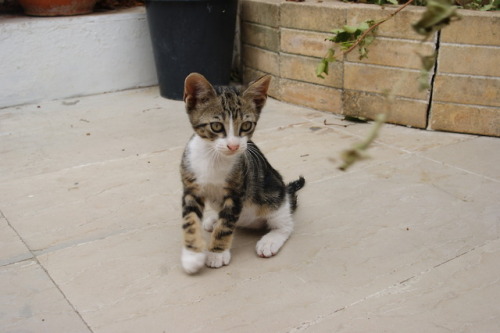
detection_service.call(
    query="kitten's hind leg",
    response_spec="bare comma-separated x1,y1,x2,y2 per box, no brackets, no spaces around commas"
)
256,201,294,258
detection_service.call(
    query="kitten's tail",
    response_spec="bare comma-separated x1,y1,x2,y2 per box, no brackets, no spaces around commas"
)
287,176,305,213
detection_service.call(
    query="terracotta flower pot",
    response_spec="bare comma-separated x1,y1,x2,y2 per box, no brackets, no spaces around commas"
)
18,0,97,16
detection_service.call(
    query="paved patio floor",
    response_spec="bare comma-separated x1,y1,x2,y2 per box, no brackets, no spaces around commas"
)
1,87,499,332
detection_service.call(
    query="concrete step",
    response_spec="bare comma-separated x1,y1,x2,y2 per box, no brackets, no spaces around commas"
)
0,7,157,108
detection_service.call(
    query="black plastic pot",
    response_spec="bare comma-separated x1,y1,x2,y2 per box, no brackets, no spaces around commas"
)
145,0,238,100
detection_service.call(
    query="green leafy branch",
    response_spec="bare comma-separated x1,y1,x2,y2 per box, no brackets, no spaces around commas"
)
316,20,376,78
317,0,462,84
316,0,416,79
318,0,462,170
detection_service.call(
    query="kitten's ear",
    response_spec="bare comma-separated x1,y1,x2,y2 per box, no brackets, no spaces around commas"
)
243,75,271,113
183,73,216,111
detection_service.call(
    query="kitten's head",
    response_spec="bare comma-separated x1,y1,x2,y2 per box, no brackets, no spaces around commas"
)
183,73,271,157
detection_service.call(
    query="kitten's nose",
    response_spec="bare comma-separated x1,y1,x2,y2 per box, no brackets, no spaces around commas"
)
227,144,240,152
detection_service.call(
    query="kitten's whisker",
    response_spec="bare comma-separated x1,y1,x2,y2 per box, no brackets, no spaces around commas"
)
207,145,221,165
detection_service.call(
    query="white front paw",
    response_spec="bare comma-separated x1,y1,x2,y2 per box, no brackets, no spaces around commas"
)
256,234,287,258
206,250,231,268
181,248,207,274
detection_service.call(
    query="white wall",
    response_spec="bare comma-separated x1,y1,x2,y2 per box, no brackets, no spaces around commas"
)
0,7,158,108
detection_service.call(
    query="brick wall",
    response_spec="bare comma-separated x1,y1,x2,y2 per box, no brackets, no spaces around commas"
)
430,10,500,136
240,0,500,137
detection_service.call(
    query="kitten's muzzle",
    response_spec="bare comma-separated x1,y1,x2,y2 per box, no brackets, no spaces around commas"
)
227,144,240,152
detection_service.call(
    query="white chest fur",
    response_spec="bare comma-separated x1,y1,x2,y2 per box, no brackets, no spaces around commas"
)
186,136,238,206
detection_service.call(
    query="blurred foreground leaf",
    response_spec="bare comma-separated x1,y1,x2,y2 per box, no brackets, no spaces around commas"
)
417,51,438,91
339,114,387,171
412,0,460,39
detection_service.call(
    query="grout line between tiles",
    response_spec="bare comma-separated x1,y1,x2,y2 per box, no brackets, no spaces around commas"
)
0,146,185,185
287,240,495,332
418,154,500,183
0,254,34,268
306,153,414,185
0,209,95,333
32,220,174,257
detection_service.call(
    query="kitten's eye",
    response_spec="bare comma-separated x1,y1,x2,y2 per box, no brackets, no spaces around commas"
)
210,122,224,133
241,121,253,132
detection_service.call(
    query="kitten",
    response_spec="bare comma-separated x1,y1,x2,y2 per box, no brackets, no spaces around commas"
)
180,73,305,274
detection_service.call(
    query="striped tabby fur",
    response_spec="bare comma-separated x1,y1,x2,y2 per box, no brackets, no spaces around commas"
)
180,73,305,274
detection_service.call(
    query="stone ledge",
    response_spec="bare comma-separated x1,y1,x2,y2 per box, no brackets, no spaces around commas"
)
280,28,333,59
241,0,500,137
242,44,280,76
440,9,500,45
344,63,428,100
345,38,436,70
280,78,343,113
433,75,500,108
343,90,429,129
281,52,343,89
438,44,500,77
430,103,500,137
241,0,281,28
0,7,157,108
242,22,280,52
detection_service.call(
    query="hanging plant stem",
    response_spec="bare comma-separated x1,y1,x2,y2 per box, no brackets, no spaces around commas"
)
343,0,416,55
316,0,417,78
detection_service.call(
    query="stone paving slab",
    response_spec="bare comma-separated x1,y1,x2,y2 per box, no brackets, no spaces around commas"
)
1,87,499,332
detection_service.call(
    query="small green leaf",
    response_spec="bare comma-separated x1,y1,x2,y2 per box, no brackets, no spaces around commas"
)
333,31,352,43
316,61,327,78
359,47,368,60
343,25,358,34
325,48,336,62
358,22,371,31
340,41,353,50
418,70,431,91
417,52,437,91
364,35,375,46
419,52,437,71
